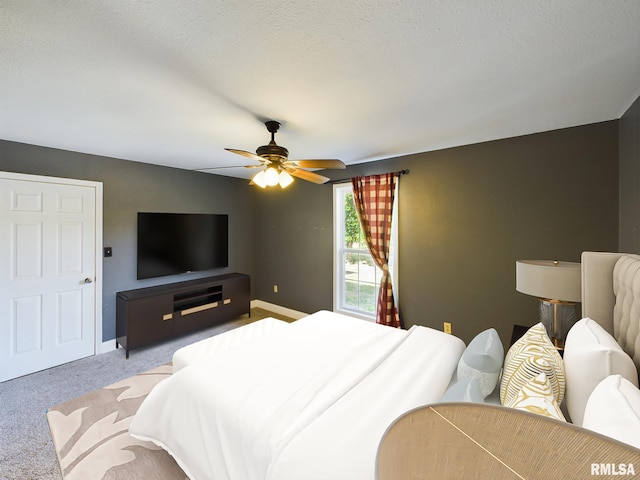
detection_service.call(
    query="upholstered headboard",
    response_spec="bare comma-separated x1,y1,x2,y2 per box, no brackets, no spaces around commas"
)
582,251,640,370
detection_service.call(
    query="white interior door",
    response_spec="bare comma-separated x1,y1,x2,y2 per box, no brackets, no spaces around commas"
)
0,174,101,382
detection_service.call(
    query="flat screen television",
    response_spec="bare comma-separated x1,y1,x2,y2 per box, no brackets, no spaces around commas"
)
137,212,229,280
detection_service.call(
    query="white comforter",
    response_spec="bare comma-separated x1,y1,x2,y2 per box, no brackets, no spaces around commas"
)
130,311,465,480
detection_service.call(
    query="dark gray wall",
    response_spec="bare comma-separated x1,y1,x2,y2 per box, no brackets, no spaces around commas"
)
0,141,256,342
0,113,629,349
619,95,640,253
255,121,620,347
395,122,618,346
254,179,335,313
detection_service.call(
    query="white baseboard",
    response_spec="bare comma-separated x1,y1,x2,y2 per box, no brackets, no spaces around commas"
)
98,339,117,355
250,300,308,320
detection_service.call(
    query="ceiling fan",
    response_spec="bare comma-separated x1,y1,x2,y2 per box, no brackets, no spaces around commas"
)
224,121,346,188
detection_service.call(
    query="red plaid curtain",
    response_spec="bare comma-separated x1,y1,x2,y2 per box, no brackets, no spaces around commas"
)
351,173,401,328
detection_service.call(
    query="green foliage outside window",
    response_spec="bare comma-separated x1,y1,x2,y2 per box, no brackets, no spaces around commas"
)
344,193,363,249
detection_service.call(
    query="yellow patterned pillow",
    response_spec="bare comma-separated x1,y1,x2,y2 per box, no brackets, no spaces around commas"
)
505,372,566,421
500,323,565,405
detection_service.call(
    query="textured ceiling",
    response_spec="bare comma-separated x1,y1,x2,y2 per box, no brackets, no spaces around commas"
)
1,1,639,180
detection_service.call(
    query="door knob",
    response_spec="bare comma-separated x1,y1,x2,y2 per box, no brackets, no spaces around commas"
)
84,277,93,284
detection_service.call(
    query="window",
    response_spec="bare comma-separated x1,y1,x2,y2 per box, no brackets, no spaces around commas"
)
333,183,398,320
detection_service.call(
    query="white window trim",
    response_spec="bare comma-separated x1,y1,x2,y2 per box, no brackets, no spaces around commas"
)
333,182,399,321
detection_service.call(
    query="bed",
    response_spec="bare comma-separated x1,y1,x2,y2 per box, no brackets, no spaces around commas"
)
130,310,465,479
130,251,640,480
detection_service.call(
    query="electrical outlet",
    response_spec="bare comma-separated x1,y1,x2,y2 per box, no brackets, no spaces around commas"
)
443,322,452,334
273,285,278,293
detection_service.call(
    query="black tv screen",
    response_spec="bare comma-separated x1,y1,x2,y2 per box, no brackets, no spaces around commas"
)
137,212,228,280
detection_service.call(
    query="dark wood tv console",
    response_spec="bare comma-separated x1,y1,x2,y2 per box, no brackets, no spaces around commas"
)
116,273,250,358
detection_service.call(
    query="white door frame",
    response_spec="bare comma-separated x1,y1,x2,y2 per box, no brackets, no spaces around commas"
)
0,171,103,356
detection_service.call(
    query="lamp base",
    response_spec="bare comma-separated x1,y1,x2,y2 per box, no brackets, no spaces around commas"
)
539,299,579,349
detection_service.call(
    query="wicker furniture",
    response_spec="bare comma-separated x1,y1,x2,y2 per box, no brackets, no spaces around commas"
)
377,403,640,479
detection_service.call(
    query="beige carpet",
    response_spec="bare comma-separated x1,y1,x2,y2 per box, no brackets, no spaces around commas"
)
47,364,186,480
0,308,296,479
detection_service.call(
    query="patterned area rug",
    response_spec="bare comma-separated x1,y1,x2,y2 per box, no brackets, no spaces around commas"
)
47,364,187,480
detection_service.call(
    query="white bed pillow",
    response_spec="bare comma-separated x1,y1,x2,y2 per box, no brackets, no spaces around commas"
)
456,328,504,398
582,375,640,449
500,323,565,406
563,318,639,426
504,372,566,422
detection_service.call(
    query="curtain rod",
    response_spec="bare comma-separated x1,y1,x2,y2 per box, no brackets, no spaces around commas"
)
326,169,409,185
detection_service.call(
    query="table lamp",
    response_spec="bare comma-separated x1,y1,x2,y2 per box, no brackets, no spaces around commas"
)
515,260,581,349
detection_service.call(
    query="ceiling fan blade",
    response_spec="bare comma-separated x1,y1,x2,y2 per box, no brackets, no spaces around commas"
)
225,148,266,164
194,164,262,172
285,167,330,184
284,159,346,169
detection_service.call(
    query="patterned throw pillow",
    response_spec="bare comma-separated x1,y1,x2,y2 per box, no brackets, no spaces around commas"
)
500,322,565,405
505,372,566,421
456,328,504,398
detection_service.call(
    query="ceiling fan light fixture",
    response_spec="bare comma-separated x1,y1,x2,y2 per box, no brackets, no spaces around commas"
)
278,170,294,188
264,167,279,186
228,120,345,187
252,170,267,188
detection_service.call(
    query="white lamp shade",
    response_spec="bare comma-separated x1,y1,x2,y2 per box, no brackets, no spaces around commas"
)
278,170,294,188
252,170,267,188
264,167,279,186
516,260,581,302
